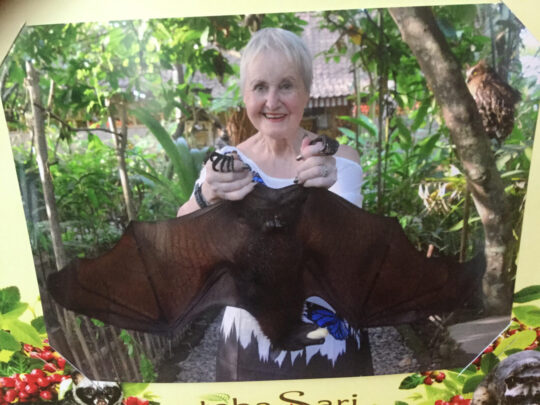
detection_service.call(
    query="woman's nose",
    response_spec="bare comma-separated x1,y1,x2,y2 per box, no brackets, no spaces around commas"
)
265,88,280,109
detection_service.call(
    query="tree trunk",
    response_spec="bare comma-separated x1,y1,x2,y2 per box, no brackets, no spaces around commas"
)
376,9,388,215
25,61,68,271
107,100,136,222
388,7,512,314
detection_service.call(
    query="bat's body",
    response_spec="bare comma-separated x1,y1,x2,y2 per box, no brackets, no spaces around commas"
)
47,185,484,350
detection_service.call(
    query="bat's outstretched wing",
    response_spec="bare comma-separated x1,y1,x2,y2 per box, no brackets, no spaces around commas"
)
47,202,245,334
298,188,484,328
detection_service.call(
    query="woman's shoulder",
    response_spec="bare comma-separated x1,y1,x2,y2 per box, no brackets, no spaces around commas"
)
336,143,361,164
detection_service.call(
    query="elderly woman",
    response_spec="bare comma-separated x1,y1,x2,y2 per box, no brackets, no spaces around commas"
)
178,27,372,380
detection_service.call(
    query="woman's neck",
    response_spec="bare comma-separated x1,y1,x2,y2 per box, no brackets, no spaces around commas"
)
240,129,306,178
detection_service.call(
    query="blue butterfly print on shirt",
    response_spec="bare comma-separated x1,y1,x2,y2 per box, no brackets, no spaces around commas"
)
305,302,350,340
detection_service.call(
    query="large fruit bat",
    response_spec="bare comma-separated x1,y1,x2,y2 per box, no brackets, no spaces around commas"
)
47,184,484,350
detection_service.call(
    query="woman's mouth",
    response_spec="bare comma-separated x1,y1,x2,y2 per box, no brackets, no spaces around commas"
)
262,112,287,121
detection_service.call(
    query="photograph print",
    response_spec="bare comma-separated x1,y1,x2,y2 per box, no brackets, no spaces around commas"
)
1,3,538,384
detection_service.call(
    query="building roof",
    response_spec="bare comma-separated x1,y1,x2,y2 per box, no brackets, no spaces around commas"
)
299,12,356,108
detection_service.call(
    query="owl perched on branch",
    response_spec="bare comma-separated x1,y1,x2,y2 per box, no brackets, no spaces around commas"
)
466,60,521,143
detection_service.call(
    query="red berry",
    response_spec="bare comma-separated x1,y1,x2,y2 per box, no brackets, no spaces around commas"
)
49,374,63,383
450,395,464,402
525,342,538,350
60,375,70,381
424,376,434,385
4,389,18,403
15,379,26,391
39,391,53,401
18,390,30,401
434,401,448,405
30,369,45,379
40,351,54,361
43,363,57,373
508,329,518,335
21,374,36,384
435,372,446,382
483,346,494,354
125,397,139,405
29,352,41,359
0,377,15,388
36,377,50,388
140,400,149,405
23,344,33,352
24,383,38,395
56,357,66,370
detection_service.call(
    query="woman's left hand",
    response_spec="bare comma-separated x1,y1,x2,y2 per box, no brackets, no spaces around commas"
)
295,136,337,189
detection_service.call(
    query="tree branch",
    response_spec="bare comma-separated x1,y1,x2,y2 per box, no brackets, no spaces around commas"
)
32,102,122,137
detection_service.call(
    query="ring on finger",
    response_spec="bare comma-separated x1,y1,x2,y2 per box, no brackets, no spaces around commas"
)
320,165,329,178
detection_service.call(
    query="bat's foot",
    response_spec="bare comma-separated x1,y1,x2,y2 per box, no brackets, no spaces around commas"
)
275,323,327,351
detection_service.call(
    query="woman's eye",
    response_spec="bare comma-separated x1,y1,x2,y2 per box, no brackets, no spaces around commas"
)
254,84,266,91
280,82,292,90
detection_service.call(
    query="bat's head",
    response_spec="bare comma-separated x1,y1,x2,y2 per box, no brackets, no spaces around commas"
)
238,184,308,232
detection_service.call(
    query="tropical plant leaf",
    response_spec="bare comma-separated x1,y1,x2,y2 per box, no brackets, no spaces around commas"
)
514,286,540,303
0,287,20,314
0,330,20,351
0,319,42,348
493,329,537,356
2,302,28,319
0,349,14,362
399,373,424,389
513,306,540,328
339,115,378,137
121,383,150,398
480,352,499,374
132,108,192,201
30,316,46,334
462,374,486,393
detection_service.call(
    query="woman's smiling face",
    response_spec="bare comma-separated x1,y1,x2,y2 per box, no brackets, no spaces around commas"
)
243,51,309,141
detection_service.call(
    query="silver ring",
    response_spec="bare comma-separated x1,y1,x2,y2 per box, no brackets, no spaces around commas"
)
320,165,329,178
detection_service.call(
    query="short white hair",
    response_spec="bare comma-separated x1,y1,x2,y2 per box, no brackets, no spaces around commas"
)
240,27,312,93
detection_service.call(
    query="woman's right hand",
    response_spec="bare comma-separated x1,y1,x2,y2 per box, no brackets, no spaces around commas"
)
201,152,257,203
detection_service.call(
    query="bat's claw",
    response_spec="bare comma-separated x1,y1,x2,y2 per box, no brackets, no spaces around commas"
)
309,135,339,156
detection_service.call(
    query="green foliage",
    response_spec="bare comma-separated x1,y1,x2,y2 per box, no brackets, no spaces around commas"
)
0,331,21,351
399,373,424,389
514,285,540,303
139,354,157,382
132,108,211,216
122,383,150,398
133,108,195,200
0,352,44,376
0,286,44,372
48,134,126,257
119,330,157,382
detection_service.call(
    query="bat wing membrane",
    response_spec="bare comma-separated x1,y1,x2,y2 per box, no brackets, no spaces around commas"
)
47,202,245,334
299,188,483,328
